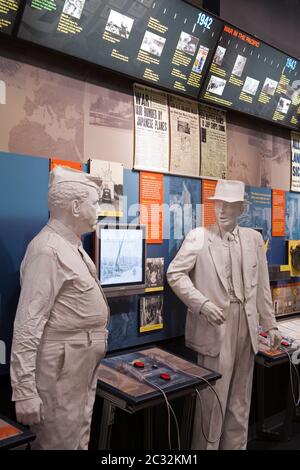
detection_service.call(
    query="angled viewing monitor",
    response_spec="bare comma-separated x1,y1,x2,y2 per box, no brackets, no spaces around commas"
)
200,23,300,129
17,0,223,98
94,223,147,297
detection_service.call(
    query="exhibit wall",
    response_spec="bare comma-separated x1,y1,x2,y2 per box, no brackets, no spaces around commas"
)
1,0,300,376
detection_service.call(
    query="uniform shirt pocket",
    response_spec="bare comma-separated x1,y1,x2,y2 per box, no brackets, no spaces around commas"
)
251,263,258,286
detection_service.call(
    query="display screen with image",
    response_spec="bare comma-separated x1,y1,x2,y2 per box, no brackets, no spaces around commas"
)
17,0,223,98
200,23,300,129
95,224,146,296
0,0,23,35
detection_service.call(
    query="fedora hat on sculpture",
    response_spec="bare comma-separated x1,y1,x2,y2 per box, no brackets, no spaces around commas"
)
208,179,245,203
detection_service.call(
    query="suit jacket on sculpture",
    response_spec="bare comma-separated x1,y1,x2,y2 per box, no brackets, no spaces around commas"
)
167,225,277,356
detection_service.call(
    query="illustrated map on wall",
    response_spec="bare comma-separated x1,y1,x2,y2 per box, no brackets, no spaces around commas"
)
0,56,84,160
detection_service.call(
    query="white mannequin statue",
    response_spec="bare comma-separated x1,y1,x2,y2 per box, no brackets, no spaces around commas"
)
10,166,109,450
167,179,281,450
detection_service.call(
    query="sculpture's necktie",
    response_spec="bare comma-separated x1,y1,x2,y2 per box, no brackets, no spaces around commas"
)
228,233,244,302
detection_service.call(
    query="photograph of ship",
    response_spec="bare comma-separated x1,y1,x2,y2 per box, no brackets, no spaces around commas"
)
100,228,143,286
90,159,123,217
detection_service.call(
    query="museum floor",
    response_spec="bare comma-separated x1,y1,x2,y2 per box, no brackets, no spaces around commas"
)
247,421,300,450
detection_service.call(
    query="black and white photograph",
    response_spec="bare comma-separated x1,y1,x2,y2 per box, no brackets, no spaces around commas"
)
88,87,132,130
232,54,247,77
242,76,260,96
139,295,164,333
146,257,164,289
176,31,199,56
213,45,226,66
180,133,192,154
140,30,166,57
63,0,85,20
192,45,209,73
105,9,134,39
207,75,227,96
276,97,291,114
283,81,300,100
261,77,278,96
99,228,144,286
89,159,123,217
177,119,190,134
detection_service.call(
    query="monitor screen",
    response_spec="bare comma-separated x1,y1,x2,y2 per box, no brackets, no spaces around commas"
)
95,224,147,296
0,0,23,35
17,0,223,98
200,23,300,130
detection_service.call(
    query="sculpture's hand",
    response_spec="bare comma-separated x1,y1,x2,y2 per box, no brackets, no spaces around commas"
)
201,301,226,326
268,328,282,351
15,396,44,426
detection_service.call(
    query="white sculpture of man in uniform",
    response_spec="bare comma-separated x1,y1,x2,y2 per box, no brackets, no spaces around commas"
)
10,166,109,450
167,179,281,450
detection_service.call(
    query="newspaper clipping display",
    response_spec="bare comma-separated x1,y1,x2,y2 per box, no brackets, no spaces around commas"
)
169,94,200,176
291,132,300,192
200,104,227,179
134,83,169,172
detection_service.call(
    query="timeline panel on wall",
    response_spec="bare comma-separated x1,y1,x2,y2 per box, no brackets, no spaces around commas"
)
200,23,300,129
0,0,23,35
17,0,223,98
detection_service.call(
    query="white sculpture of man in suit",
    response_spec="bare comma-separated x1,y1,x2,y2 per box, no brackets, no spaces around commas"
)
167,179,281,450
10,166,109,449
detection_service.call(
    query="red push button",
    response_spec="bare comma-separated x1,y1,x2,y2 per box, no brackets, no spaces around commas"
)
133,361,144,368
160,373,171,381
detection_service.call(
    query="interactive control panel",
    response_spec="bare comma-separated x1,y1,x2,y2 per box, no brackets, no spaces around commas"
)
101,351,196,390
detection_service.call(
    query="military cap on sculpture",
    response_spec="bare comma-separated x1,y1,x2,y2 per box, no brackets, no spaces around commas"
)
48,165,101,190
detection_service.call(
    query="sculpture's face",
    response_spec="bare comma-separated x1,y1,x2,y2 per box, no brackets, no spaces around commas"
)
214,200,244,232
76,187,99,233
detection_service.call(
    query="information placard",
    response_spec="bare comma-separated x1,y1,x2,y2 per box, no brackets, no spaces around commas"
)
0,0,22,35
201,23,300,129
18,0,223,98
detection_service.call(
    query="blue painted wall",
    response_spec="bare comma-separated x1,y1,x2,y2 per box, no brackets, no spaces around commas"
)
0,152,49,374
